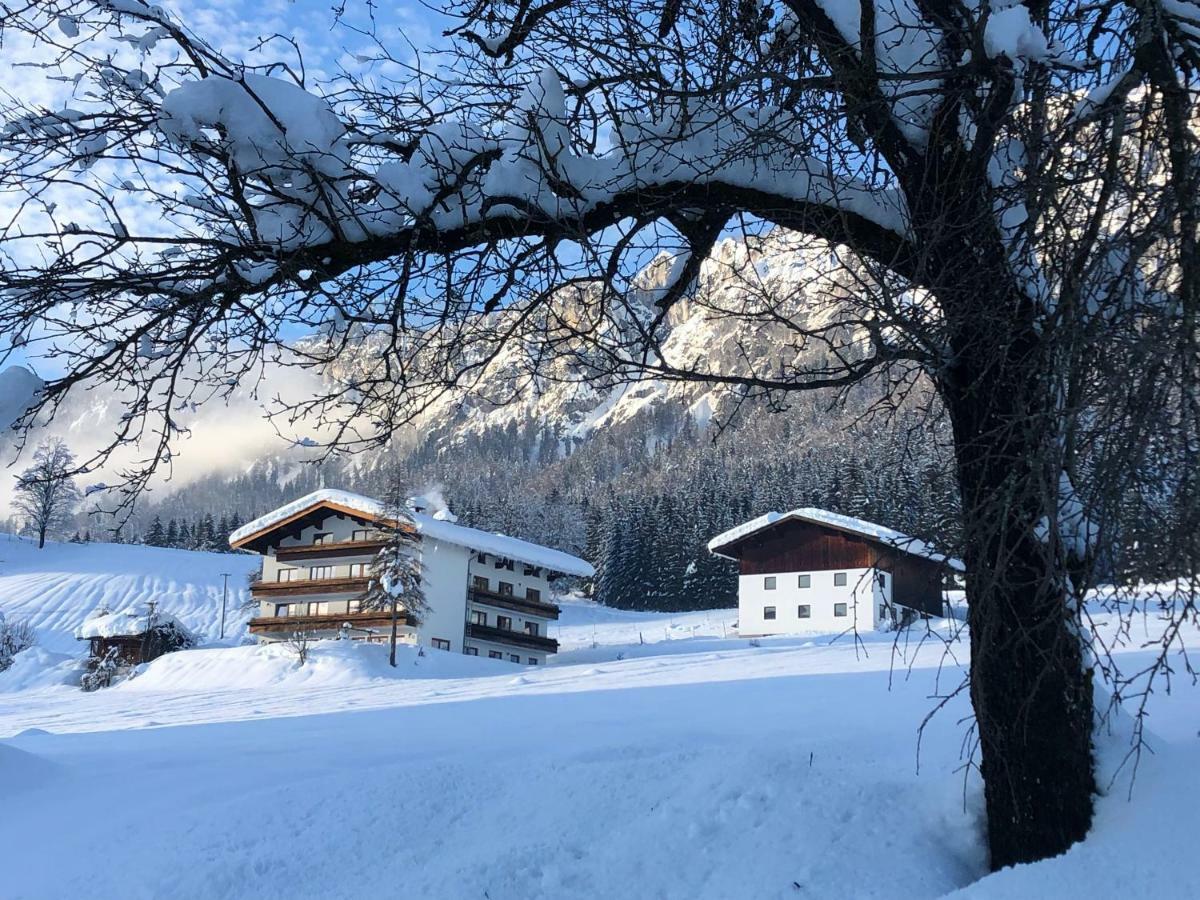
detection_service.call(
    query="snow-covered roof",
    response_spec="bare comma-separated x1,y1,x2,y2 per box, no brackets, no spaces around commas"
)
230,489,595,578
708,508,964,572
75,608,193,640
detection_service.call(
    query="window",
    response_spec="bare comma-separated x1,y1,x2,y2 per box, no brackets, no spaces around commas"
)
834,603,848,617
879,604,888,620
351,529,372,542
797,605,811,618
498,582,514,596
878,572,888,588
797,574,811,589
477,553,488,566
347,599,361,614
496,615,512,631
308,601,330,615
473,575,489,592
488,650,502,660
764,606,777,620
509,654,520,663
276,568,299,582
526,587,541,603
431,638,451,651
275,603,289,617
528,658,539,666
464,646,478,656
523,565,541,577
764,576,777,590
312,532,332,545
524,621,540,637
833,572,847,586
471,610,487,626
348,563,368,577
309,565,335,580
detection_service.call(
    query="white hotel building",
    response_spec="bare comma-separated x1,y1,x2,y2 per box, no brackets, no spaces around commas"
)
230,489,593,665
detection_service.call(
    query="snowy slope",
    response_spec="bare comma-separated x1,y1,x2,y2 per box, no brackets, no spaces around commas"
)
0,594,1196,899
0,534,259,653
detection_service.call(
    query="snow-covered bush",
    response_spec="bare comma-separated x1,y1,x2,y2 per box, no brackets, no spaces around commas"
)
0,613,36,673
81,646,121,692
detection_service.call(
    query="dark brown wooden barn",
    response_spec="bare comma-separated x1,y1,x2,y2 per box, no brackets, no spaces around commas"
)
709,509,962,621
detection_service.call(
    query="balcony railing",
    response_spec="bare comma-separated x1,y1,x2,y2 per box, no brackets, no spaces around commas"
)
274,539,386,562
466,622,559,653
467,588,560,620
248,610,408,634
250,576,371,597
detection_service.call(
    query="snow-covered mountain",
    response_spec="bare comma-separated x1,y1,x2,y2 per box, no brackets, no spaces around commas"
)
0,232,867,504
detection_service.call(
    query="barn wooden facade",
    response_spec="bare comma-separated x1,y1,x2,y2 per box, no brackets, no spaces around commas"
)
709,509,962,637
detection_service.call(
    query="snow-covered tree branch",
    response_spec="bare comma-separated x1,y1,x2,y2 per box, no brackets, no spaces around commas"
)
2,0,1198,871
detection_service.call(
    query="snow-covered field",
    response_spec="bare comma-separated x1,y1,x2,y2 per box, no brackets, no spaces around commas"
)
0,533,259,652
0,541,1197,899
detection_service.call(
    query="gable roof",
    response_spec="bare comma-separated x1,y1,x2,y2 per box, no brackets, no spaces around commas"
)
707,507,965,572
75,608,193,641
230,489,595,578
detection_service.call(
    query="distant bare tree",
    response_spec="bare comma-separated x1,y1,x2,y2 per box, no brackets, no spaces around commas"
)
13,439,82,549
0,613,36,673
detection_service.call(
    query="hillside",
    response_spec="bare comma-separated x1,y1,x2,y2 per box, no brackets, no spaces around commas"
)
0,535,259,653
0,594,1196,899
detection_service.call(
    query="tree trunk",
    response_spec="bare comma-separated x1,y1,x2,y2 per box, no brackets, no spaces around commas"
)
941,305,1096,870
389,599,399,667
37,525,46,549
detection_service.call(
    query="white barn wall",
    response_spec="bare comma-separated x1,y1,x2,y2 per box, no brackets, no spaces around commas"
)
738,567,892,637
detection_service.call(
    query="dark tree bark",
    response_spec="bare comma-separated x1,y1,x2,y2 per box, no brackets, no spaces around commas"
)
938,267,1096,865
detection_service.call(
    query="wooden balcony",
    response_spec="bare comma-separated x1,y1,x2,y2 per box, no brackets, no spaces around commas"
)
466,622,559,653
468,588,560,620
248,610,408,635
250,576,371,597
274,539,386,562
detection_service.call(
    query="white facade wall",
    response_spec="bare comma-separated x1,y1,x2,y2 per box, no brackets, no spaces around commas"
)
415,539,472,652
738,567,894,637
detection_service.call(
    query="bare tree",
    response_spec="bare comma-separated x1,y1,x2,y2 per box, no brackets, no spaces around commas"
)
12,439,82,549
1,0,1197,869
285,628,314,666
362,479,427,667
0,613,36,673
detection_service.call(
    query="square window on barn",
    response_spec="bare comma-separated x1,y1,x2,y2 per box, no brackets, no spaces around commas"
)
764,606,777,620
764,576,777,590
798,605,811,618
834,603,848,617
833,572,847,586
528,657,539,665
798,574,811,588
